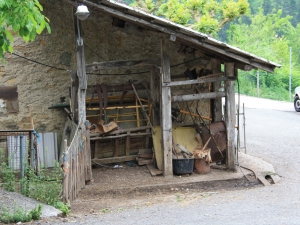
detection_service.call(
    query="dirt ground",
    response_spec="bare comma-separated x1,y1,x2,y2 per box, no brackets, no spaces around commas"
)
69,162,260,217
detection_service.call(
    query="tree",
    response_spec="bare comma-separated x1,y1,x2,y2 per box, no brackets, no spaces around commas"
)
131,0,250,37
227,9,300,100
0,0,51,59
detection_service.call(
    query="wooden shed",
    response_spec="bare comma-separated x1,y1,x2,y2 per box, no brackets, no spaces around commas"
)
60,0,280,180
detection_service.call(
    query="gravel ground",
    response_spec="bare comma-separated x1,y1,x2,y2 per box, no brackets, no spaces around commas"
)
0,188,61,218
6,95,300,224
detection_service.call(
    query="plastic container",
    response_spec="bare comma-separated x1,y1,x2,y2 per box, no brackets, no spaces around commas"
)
194,158,210,174
172,158,194,175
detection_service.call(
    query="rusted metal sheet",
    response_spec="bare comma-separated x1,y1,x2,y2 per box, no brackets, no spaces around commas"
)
0,86,18,101
201,121,227,162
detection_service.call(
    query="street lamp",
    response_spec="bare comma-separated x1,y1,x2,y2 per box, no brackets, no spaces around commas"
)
75,5,90,20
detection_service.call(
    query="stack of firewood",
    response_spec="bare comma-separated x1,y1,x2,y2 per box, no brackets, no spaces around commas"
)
136,148,154,165
172,137,193,159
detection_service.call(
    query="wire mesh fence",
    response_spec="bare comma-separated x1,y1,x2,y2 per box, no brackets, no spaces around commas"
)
0,130,33,178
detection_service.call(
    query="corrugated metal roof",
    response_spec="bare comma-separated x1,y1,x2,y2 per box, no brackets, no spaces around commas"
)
73,0,281,72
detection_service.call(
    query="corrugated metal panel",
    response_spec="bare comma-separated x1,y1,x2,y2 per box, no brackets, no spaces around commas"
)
38,132,58,168
7,135,28,170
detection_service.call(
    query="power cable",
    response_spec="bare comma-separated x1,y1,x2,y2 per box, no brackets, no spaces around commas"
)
11,52,68,71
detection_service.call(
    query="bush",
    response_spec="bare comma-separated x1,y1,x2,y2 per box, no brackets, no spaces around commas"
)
0,204,42,224
1,162,16,192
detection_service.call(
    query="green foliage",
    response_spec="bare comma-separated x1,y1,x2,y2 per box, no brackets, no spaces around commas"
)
131,0,250,36
21,162,63,206
0,204,42,223
1,162,16,192
0,0,51,59
227,9,300,100
54,201,70,216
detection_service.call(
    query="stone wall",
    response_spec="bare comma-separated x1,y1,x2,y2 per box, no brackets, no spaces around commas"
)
0,1,211,139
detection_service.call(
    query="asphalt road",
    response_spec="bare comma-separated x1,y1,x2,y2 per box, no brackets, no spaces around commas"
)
37,95,300,225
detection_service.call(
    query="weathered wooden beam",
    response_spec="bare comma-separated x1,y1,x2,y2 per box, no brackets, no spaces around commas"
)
86,59,157,72
163,76,229,87
150,67,160,126
225,62,236,171
211,59,222,122
70,70,79,123
86,83,149,94
76,0,276,73
161,38,173,178
235,63,253,71
92,155,137,164
172,92,226,102
90,132,151,140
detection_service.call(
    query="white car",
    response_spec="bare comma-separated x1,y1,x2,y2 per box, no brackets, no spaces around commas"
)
294,86,300,112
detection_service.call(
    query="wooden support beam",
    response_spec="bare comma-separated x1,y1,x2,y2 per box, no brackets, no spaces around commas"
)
70,70,79,123
235,63,253,71
162,75,229,87
225,62,236,171
172,92,226,102
150,67,160,126
211,59,222,122
126,132,130,156
86,82,149,94
161,38,173,178
86,59,157,72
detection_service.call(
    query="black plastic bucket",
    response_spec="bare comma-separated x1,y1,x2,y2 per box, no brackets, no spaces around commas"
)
172,158,194,175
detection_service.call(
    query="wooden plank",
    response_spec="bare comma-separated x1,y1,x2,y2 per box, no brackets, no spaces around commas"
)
150,67,160,126
138,153,153,158
172,92,226,102
257,175,271,186
70,70,79,123
90,126,151,137
163,76,229,87
146,164,163,176
145,128,150,148
114,138,119,157
85,129,93,182
225,62,236,171
86,82,149,94
211,58,222,122
86,59,157,72
90,132,151,140
125,132,130,156
138,148,153,154
161,38,173,178
92,155,137,164
137,159,153,165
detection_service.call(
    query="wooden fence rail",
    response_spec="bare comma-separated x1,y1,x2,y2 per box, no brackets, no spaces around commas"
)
62,122,92,203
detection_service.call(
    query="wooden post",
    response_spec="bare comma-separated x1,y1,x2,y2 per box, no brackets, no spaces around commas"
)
85,130,93,183
62,139,69,203
225,62,236,171
160,38,173,178
150,67,160,126
70,70,79,123
126,132,130,156
211,59,222,122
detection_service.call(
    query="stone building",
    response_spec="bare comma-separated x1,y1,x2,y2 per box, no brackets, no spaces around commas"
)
0,0,280,180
